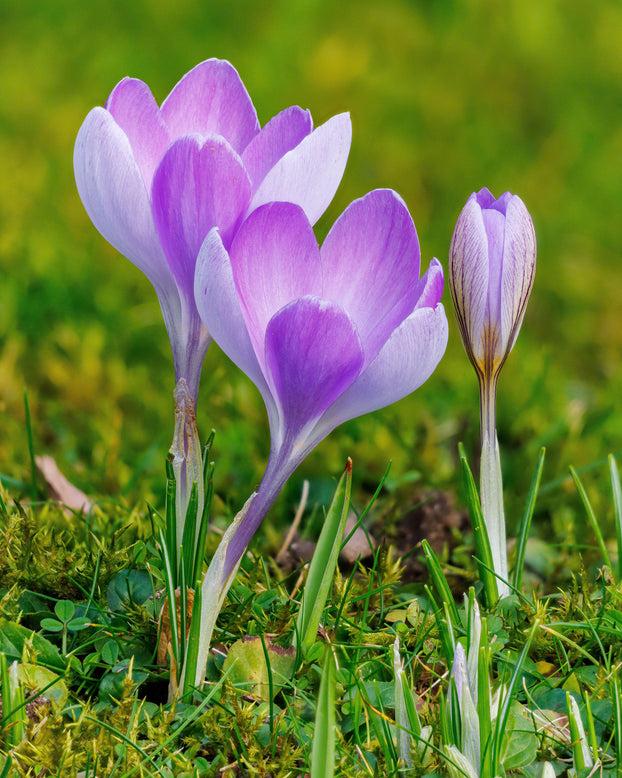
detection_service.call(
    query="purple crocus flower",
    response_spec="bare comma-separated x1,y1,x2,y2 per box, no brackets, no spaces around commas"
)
195,188,449,579
449,188,536,596
449,189,536,383
73,58,352,552
74,58,352,406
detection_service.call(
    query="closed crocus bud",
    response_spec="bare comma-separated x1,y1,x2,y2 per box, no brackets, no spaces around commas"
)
449,188,536,382
449,188,536,598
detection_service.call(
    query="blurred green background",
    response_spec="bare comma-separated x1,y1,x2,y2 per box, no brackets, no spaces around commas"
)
1,0,622,549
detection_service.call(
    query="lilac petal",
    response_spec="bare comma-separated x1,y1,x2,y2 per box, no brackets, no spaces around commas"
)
475,187,496,209
74,106,172,291
105,77,170,188
491,190,513,214
264,296,364,442
194,229,277,425
449,194,489,359
500,195,536,352
151,134,251,299
481,209,505,329
247,112,352,225
160,59,259,153
413,258,445,311
229,202,322,364
321,189,421,367
315,302,448,439
242,106,313,190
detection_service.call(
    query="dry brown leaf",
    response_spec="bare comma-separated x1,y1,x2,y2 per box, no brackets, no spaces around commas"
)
35,454,92,514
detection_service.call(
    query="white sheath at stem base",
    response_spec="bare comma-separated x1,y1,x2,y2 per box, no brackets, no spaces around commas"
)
479,375,510,598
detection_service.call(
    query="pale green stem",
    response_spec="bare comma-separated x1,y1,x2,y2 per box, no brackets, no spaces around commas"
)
178,493,255,695
171,379,204,564
393,636,414,769
478,374,509,597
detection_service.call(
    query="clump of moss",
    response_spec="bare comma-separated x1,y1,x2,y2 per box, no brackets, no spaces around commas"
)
0,498,138,600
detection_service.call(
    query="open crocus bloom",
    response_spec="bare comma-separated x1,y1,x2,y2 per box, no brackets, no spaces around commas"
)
74,58,351,550
74,58,352,404
195,189,448,577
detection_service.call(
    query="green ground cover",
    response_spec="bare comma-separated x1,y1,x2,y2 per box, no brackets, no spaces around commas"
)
2,0,622,774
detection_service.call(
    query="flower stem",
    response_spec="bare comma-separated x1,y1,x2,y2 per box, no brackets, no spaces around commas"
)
222,445,297,582
478,374,509,597
171,379,204,568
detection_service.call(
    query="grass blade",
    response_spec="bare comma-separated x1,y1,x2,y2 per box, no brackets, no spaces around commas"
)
181,481,199,587
459,451,499,606
295,460,352,654
193,451,215,586
0,653,26,747
569,465,612,569
156,526,179,673
422,539,459,626
23,390,38,500
608,454,622,581
0,757,13,778
180,583,202,702
477,620,492,778
611,668,622,775
583,692,598,765
512,447,545,591
491,619,539,772
566,693,592,770
310,646,336,778
393,636,414,769
164,474,178,588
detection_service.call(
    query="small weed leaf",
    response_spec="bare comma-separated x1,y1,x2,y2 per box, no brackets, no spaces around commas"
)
106,569,152,611
54,599,75,623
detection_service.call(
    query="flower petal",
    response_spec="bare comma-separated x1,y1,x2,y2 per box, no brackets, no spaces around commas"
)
105,77,170,188
194,229,277,426
160,59,259,153
500,195,536,352
314,301,448,439
242,106,313,191
74,106,172,291
247,112,352,225
448,193,489,361
413,258,445,311
151,134,251,299
321,189,422,367
229,202,322,366
264,296,363,442
481,208,505,324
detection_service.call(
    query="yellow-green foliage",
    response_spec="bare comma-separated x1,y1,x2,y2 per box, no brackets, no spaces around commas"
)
0,499,139,600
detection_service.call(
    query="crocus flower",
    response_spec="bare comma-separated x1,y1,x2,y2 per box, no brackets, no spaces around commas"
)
74,58,351,554
449,188,536,596
195,188,448,581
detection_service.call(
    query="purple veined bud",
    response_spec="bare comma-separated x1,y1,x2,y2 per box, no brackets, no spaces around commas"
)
448,188,537,598
448,188,536,382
